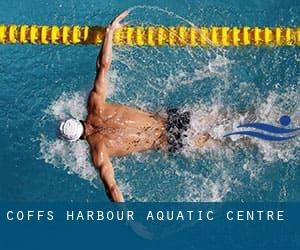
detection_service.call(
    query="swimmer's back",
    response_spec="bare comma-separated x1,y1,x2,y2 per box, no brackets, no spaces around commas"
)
86,102,168,157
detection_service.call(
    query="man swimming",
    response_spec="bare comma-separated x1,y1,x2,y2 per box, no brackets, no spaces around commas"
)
58,11,210,202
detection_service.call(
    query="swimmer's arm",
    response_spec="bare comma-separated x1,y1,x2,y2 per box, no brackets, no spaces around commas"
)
92,144,125,202
94,11,129,99
93,29,112,99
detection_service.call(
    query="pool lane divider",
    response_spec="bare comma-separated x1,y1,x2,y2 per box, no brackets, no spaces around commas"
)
0,25,299,46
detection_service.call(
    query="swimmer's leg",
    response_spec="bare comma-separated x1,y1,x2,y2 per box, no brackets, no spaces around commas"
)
190,108,258,148
192,133,254,148
190,115,216,147
192,132,211,147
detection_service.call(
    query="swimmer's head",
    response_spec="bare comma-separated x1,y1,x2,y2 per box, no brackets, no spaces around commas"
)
57,118,84,142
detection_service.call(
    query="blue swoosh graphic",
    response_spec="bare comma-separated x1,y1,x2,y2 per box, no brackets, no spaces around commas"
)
237,123,300,134
224,131,297,141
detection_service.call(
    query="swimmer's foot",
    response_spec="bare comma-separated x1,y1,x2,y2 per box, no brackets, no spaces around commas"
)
193,133,210,147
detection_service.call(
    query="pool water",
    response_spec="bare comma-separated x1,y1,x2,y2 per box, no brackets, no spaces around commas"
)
0,0,299,202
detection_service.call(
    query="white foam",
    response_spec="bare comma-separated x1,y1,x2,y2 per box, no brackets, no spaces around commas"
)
45,91,87,120
39,92,98,185
39,134,97,183
253,90,300,162
180,89,300,163
175,164,234,202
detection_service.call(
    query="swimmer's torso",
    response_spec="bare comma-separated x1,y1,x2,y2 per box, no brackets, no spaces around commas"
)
85,92,167,156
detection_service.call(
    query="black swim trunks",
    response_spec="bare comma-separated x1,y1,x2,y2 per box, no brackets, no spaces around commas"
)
166,108,191,153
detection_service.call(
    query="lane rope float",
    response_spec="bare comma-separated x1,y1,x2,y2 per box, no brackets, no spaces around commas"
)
0,25,299,46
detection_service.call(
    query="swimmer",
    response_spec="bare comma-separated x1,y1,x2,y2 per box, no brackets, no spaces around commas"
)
58,11,211,202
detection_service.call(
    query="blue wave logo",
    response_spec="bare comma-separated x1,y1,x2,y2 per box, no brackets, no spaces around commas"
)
224,116,300,141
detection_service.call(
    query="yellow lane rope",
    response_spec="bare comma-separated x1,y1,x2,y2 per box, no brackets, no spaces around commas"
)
0,25,299,46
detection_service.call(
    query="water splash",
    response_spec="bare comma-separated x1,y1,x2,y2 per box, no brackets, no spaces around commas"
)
39,88,300,202
37,6,300,202
39,134,97,184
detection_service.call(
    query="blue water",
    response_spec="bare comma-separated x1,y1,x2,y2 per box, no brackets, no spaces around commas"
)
0,0,299,202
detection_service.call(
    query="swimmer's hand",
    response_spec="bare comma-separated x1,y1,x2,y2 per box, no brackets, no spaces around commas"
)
107,10,129,33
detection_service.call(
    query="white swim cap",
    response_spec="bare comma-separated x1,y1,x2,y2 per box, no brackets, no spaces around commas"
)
58,118,84,142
